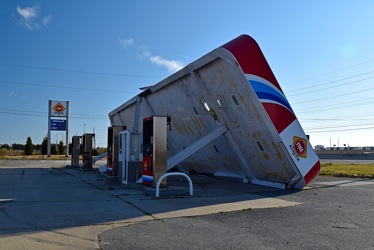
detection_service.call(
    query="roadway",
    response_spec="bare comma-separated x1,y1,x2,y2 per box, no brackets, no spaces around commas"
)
1,159,373,249
100,176,374,250
320,159,374,164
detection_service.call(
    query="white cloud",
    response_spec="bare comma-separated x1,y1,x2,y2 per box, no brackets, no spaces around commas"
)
15,4,51,30
142,51,151,57
149,55,184,72
120,37,184,72
16,4,39,30
42,15,52,26
119,38,134,48
17,5,38,20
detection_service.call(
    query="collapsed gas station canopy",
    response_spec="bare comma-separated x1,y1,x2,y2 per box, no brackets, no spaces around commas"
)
109,35,320,189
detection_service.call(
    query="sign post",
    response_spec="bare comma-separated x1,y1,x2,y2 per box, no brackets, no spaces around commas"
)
48,100,69,157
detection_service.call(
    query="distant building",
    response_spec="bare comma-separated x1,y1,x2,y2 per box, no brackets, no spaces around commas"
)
314,145,325,150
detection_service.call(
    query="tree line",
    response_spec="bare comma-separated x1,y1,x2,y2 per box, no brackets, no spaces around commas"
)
0,137,63,155
0,136,106,156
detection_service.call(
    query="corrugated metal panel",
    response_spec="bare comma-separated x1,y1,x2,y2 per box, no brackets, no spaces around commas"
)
109,47,299,186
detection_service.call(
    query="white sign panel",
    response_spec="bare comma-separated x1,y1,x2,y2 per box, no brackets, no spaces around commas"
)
50,101,68,117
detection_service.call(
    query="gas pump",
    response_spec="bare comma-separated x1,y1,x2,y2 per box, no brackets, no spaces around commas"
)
118,131,143,184
82,133,95,170
71,135,81,167
107,126,126,176
142,116,168,187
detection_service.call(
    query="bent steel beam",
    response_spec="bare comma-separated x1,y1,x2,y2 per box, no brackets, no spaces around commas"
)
167,125,228,171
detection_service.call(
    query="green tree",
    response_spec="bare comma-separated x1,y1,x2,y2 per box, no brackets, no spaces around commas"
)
41,137,48,155
0,144,11,150
24,137,34,155
34,144,42,151
58,141,65,155
12,143,24,150
50,144,57,155
96,147,107,155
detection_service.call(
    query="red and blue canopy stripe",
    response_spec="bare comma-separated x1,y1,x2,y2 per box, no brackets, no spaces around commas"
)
222,35,296,133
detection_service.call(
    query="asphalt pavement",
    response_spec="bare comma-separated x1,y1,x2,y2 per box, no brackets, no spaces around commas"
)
1,159,374,249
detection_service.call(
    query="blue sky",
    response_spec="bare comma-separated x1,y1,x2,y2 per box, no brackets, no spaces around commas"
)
1,1,374,148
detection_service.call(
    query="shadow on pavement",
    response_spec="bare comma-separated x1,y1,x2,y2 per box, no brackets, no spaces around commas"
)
0,160,301,237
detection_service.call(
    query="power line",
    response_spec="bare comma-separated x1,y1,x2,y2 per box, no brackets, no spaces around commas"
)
0,112,108,120
295,95,374,111
305,121,374,130
305,125,374,133
283,59,374,86
300,117,374,123
0,80,138,94
0,108,107,116
0,108,45,114
0,111,46,117
0,62,163,79
3,59,374,136
287,73,374,96
292,86,374,104
299,111,374,123
0,108,108,120
294,98,374,114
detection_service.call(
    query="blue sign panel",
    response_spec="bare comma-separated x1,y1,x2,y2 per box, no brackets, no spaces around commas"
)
51,119,66,131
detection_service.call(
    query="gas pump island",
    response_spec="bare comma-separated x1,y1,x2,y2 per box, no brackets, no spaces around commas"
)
70,133,96,170
115,116,168,187
141,116,168,187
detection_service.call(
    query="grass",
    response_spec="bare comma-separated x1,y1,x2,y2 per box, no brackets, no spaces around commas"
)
0,155,70,160
0,155,373,178
320,162,374,178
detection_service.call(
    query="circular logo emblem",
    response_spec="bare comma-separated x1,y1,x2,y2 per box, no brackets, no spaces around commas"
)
53,102,65,113
293,136,307,158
